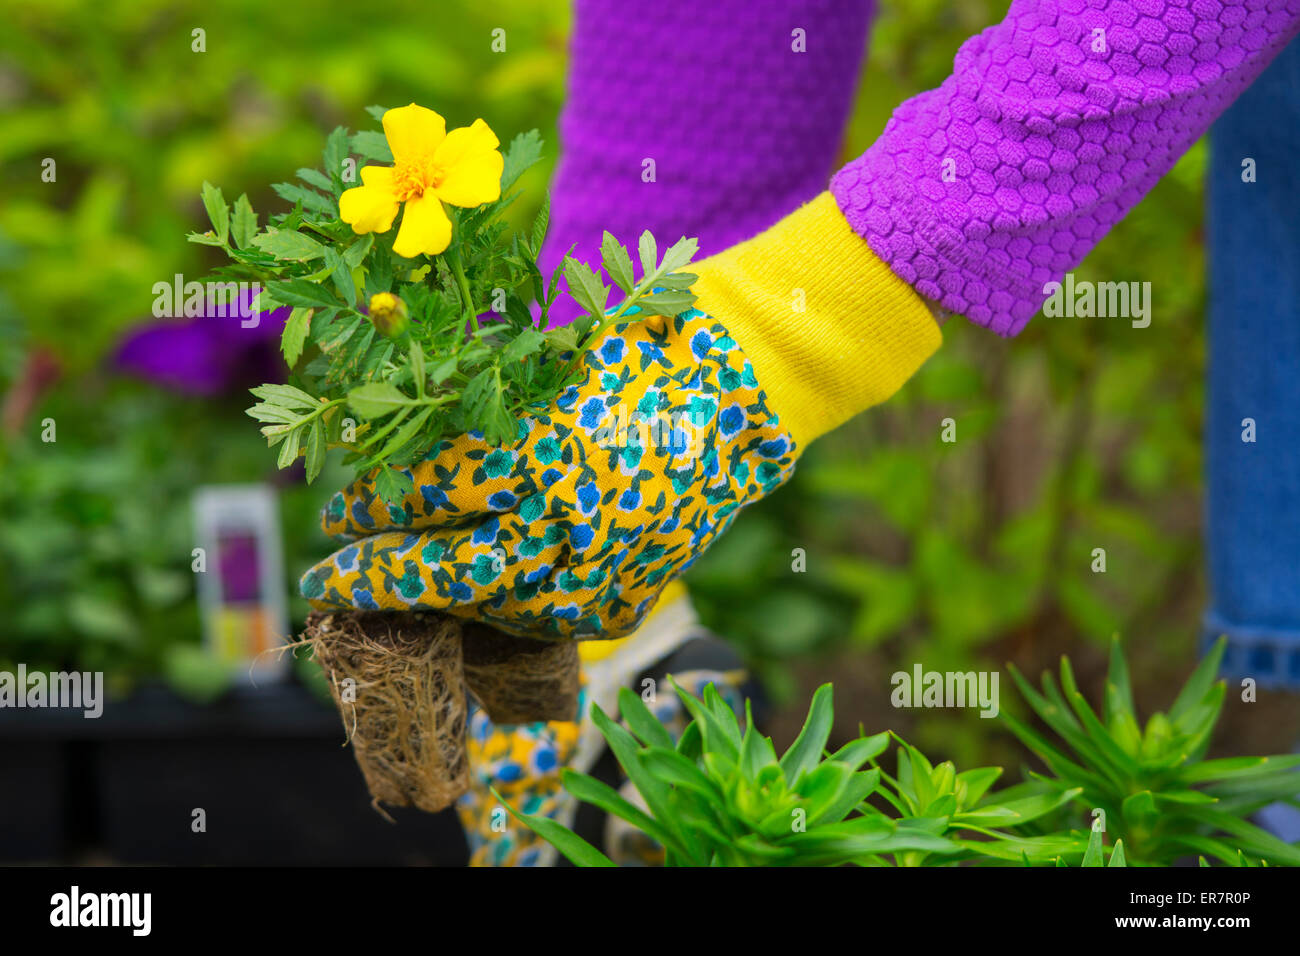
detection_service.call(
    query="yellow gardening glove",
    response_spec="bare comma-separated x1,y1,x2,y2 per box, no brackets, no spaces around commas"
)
301,191,941,638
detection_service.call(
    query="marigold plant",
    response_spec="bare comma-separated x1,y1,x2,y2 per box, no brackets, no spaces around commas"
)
188,104,698,503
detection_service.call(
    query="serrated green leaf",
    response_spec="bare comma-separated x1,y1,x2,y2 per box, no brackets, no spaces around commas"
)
296,167,334,192
344,233,374,269
531,192,550,254
268,279,338,309
248,383,319,410
600,231,635,294
373,465,415,505
323,126,350,184
245,402,300,424
650,271,698,291
186,231,226,247
348,381,415,418
637,231,657,279
408,341,427,397
271,181,336,216
350,130,393,164
658,236,698,274
562,255,609,320
200,181,229,244
501,328,546,365
501,129,543,193
634,290,697,317
325,247,356,306
253,230,327,262
231,194,257,249
305,418,326,483
281,307,311,367
277,425,302,469
429,355,458,386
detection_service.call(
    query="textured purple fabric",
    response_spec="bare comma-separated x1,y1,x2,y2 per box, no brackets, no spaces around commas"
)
540,0,874,325
833,0,1300,336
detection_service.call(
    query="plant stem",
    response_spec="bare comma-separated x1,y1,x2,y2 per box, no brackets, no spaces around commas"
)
446,247,478,336
304,398,345,423
340,393,456,458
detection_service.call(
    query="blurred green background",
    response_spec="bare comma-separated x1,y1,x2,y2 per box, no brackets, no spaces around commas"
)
1,0,1289,766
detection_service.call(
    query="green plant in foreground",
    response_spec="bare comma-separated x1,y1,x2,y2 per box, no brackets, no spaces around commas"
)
499,682,1119,867
192,107,697,504
502,638,1300,866
501,683,961,867
1058,827,1126,867
873,735,1089,865
1003,636,1300,866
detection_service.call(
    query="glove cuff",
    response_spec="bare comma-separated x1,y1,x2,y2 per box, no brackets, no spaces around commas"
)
692,191,942,446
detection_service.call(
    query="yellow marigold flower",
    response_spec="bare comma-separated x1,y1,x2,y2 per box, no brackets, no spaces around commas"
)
339,104,503,259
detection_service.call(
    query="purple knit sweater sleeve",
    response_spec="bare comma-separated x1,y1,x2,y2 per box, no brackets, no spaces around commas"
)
832,0,1300,336
540,0,874,325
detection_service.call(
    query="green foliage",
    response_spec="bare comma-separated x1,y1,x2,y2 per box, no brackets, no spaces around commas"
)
501,682,962,867
1004,636,1300,867
507,639,1300,867
1067,827,1126,867
873,735,1088,865
1,0,569,371
498,681,1103,867
207,115,696,501
0,382,338,696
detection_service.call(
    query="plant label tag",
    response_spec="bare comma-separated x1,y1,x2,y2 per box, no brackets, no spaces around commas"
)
192,484,291,683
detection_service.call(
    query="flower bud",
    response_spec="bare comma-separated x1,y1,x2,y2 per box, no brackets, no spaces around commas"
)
368,292,409,338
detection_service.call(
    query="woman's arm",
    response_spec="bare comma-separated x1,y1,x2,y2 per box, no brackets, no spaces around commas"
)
540,0,876,321
833,0,1300,336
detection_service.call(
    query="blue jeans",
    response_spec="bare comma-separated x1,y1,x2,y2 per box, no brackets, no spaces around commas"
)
1206,36,1300,841
1205,37,1300,691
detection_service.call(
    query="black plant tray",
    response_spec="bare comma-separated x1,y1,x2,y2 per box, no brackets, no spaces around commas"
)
0,681,468,865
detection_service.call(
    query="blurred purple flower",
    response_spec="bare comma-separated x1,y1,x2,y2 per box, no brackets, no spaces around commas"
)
115,287,290,396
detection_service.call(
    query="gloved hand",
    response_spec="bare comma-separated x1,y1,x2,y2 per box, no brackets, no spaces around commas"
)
455,688,585,867
455,583,751,867
301,192,942,639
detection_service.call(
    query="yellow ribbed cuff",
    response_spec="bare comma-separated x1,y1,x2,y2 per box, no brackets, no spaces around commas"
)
692,191,942,446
